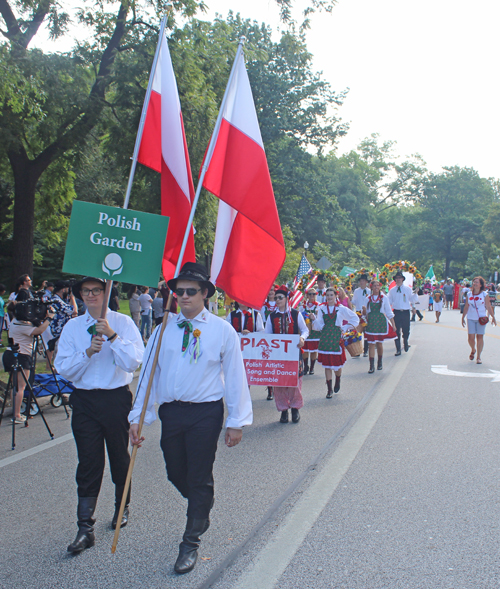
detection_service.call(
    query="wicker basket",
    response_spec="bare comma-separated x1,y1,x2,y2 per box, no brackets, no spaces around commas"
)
346,340,363,357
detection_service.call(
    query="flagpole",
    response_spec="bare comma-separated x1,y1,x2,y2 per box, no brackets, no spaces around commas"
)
112,39,247,553
174,36,247,269
123,15,168,210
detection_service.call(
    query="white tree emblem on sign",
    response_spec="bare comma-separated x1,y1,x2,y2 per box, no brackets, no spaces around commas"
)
102,253,123,277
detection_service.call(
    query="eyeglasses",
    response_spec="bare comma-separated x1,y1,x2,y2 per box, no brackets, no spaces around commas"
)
81,287,104,296
175,288,201,297
275,295,286,300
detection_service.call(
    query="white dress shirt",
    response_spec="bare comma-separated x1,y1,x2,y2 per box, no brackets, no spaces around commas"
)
264,308,309,338
316,289,327,304
129,309,253,429
226,308,264,332
313,304,360,331
388,284,413,310
55,310,144,390
366,295,395,319
352,287,371,312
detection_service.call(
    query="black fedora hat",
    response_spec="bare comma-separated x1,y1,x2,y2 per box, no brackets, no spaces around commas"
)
167,262,215,298
393,271,406,281
72,276,106,299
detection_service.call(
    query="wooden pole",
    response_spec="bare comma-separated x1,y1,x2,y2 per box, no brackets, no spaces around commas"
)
111,291,173,553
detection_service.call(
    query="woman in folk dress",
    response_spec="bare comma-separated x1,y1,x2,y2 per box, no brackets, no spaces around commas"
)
299,288,320,375
461,276,497,364
314,288,359,398
363,280,397,374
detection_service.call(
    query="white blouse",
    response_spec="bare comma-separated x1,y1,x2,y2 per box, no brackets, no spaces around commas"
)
466,291,488,320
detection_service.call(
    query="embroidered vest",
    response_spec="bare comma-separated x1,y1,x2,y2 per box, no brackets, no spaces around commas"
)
270,309,300,335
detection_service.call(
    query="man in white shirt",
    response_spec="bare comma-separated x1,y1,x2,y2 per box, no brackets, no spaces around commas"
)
316,275,328,304
55,277,144,554
351,273,371,357
129,263,252,575
388,271,413,355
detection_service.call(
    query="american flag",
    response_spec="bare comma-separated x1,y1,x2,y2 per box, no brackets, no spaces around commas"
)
293,255,312,289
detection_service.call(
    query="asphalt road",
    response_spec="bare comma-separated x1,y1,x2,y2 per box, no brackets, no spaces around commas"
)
1,307,499,589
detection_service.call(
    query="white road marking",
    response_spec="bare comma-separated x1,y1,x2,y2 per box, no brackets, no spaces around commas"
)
0,433,74,469
431,365,500,381
233,348,415,589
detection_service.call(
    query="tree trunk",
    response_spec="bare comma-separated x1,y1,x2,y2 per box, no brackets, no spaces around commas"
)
9,150,38,281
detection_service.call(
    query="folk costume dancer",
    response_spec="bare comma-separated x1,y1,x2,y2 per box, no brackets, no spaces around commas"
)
363,280,397,373
264,285,307,423
260,285,278,400
129,263,252,575
351,274,371,357
388,271,413,356
314,288,359,398
55,277,144,554
432,286,444,323
316,275,328,304
227,302,264,334
299,288,320,375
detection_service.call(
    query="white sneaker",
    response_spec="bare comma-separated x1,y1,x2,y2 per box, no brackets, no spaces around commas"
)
12,415,27,424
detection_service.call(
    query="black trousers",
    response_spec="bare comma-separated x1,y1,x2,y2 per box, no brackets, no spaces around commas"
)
393,309,411,348
71,386,132,502
159,399,224,520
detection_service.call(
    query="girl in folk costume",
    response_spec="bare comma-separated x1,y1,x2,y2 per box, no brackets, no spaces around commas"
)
363,280,397,374
313,288,359,398
299,288,320,375
264,285,308,423
461,276,497,364
226,302,264,334
260,285,278,322
260,285,278,400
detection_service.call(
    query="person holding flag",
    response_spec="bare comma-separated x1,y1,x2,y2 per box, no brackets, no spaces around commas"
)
129,263,252,574
264,285,308,423
313,288,359,397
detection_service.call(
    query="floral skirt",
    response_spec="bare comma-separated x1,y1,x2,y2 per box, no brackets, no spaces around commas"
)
303,329,320,352
365,323,397,343
317,344,347,368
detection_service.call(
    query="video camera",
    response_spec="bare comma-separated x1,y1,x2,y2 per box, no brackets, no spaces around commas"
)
15,299,49,325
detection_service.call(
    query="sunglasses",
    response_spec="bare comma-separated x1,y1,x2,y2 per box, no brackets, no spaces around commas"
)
81,287,104,296
175,288,201,297
275,295,286,300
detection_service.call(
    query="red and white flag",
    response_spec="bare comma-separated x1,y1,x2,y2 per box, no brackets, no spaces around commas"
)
137,34,196,280
204,51,285,309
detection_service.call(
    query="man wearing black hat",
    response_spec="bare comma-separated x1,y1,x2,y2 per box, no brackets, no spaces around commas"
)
129,262,253,575
388,271,413,355
55,277,144,554
316,275,327,304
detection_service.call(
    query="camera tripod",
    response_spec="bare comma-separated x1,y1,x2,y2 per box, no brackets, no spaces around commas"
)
0,345,54,450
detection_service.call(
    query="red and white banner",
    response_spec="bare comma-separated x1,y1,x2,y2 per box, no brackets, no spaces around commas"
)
239,334,300,387
137,34,196,280
205,51,285,310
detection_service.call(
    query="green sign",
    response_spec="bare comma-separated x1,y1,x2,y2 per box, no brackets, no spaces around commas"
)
63,201,169,286
339,265,357,277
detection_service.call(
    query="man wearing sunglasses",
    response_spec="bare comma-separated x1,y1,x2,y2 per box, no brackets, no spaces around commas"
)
55,277,144,554
129,262,252,575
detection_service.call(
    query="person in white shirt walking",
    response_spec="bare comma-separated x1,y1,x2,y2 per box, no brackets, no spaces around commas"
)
351,273,371,357
55,277,144,554
461,276,497,364
129,263,252,575
388,271,413,355
138,286,153,340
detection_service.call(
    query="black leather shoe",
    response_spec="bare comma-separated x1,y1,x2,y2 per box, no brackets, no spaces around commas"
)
395,350,401,356
333,376,341,393
309,360,315,375
303,360,309,375
326,380,333,398
280,410,289,423
174,518,209,574
404,341,410,352
112,505,129,529
291,408,300,423
377,358,383,370
67,497,97,554
368,359,375,374
267,387,274,400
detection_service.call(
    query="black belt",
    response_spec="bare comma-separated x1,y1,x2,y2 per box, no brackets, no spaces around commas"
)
166,399,222,407
393,309,410,312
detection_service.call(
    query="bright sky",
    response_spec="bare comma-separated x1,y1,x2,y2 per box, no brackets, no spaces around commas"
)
33,0,500,179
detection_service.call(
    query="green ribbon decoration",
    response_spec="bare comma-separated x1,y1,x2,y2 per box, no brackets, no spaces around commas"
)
178,320,193,352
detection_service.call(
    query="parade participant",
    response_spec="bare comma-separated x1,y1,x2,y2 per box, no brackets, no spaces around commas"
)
363,280,397,373
314,288,359,397
410,285,424,321
260,284,278,399
227,301,264,334
298,288,320,375
316,275,327,304
129,263,252,574
264,285,307,423
432,285,444,323
443,280,454,310
55,277,144,554
388,271,413,355
351,274,371,357
461,276,497,364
